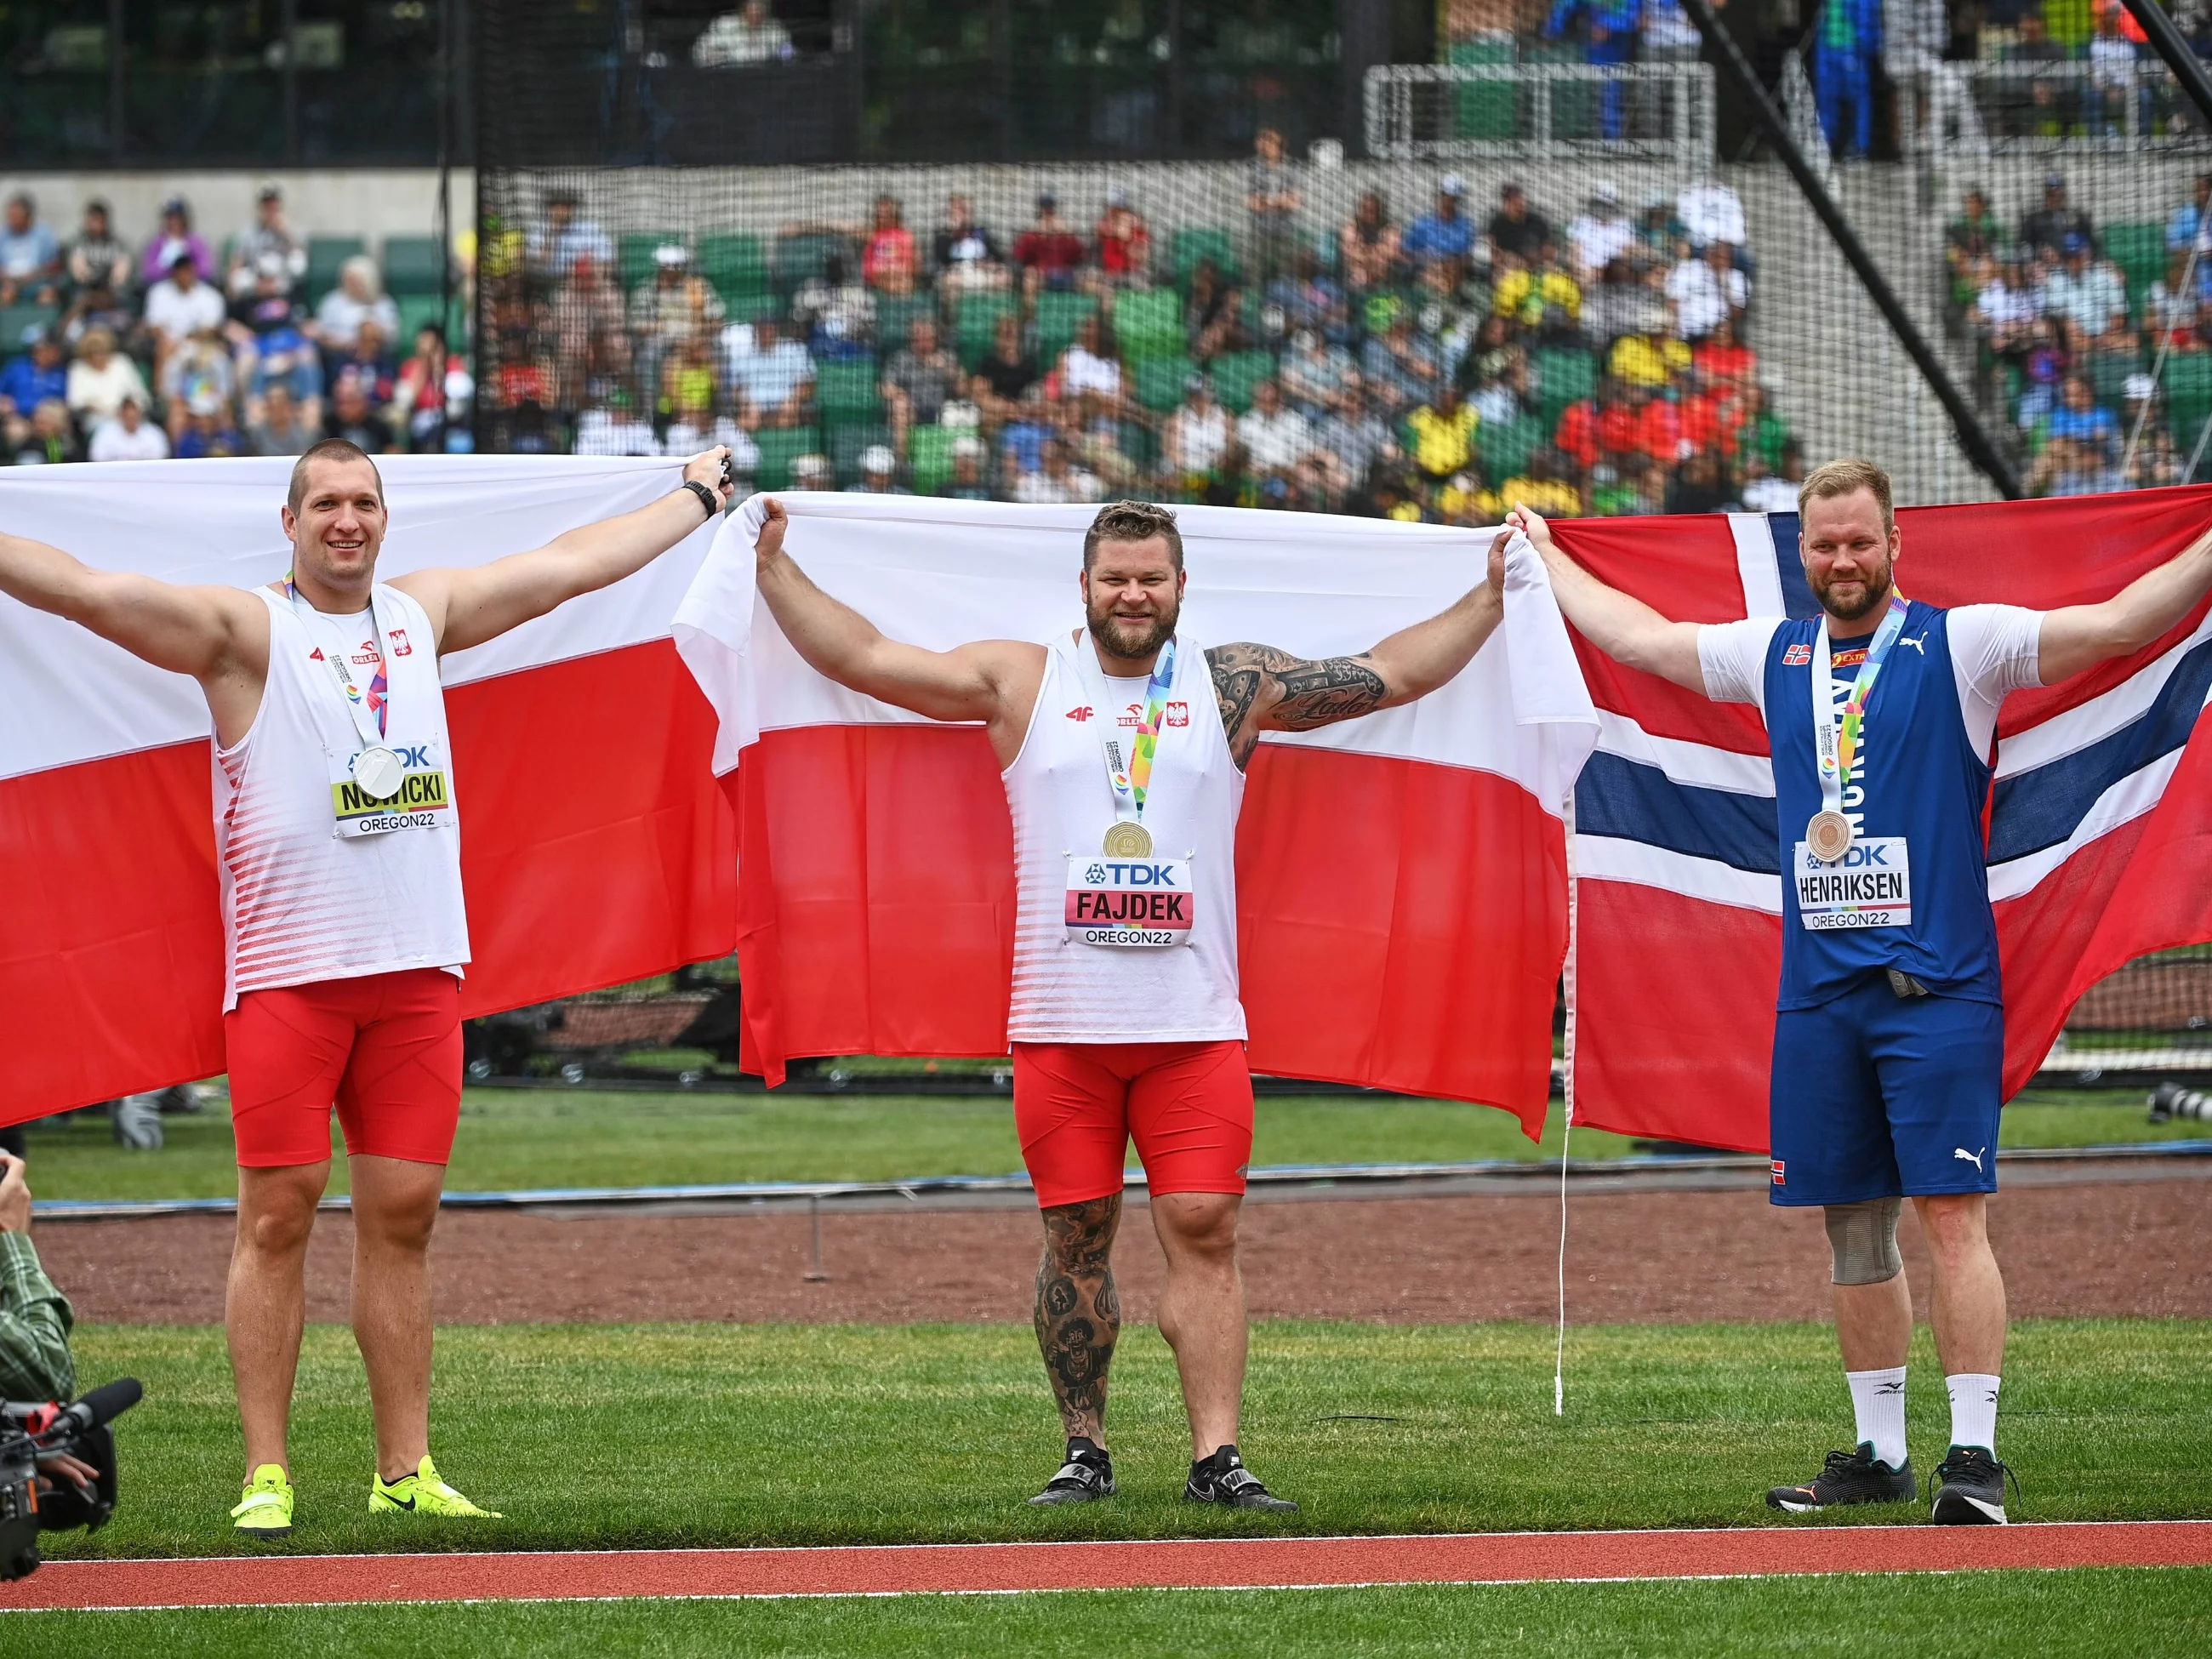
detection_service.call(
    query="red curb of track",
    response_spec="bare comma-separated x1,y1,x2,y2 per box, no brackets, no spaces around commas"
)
3,1522,2208,1611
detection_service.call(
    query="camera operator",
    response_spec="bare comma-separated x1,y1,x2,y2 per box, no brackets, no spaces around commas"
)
0,1152,74,1405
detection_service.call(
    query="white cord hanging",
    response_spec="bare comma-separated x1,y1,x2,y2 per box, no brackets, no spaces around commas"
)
1554,789,1579,1417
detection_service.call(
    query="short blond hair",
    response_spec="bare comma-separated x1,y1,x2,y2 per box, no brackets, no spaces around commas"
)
1798,458,1894,532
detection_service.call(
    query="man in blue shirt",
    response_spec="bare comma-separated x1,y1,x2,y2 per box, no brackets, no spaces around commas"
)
1545,0,1643,138
1815,0,1884,159
0,329,68,456
1521,459,2212,1525
1402,177,1477,270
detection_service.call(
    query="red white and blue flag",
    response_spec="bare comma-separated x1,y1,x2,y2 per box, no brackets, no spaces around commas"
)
1559,489,2212,1153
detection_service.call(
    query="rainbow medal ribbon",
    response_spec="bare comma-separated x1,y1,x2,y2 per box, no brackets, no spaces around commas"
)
287,571,405,801
1088,636,1178,858
1806,596,1909,864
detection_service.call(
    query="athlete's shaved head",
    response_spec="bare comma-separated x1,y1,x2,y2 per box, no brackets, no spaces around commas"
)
1080,501,1185,665
288,437,385,516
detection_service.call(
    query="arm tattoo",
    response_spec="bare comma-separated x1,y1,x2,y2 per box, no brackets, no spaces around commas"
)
1207,641,1390,766
1034,1194,1122,1442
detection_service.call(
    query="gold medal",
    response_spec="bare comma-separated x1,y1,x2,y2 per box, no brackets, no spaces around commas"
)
1102,821,1154,858
1806,809,1853,864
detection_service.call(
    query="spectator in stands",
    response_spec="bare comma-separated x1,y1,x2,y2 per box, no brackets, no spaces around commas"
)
140,196,214,288
693,0,795,66
530,191,613,283
245,382,318,457
323,368,397,453
2046,374,2118,459
143,251,225,382
1184,257,1246,362
2167,174,2212,255
1741,443,1804,512
1812,0,1882,158
1056,314,1122,411
0,330,67,458
159,325,236,442
1666,446,1733,513
229,253,310,352
1235,376,1317,478
971,311,1038,423
1268,248,1348,344
1404,381,1477,483
2146,249,2205,349
329,318,398,415
1403,177,1476,272
1581,254,1659,351
1973,254,2040,354
658,332,720,435
1280,327,1354,415
1567,185,1635,287
174,391,242,459
393,324,459,452
88,394,168,462
1246,127,1303,283
64,199,131,297
2088,3,2145,137
630,245,720,391
1166,373,1230,483
2043,234,2125,339
1505,448,1586,518
1497,242,1582,343
1012,194,1086,297
1013,436,1102,504
1469,342,1531,426
2021,174,2095,259
790,253,871,359
1665,238,1747,341
883,315,958,452
1341,190,1402,292
1694,315,1756,385
243,324,325,432
727,313,813,427
1,193,64,306
932,194,1009,294
1486,182,1554,265
228,183,308,300
1945,186,2003,316
1093,189,1154,288
1362,305,1444,413
2027,435,2121,497
573,389,660,456
1677,173,1747,259
1542,0,1639,139
850,443,909,494
1312,372,1394,487
943,434,992,499
551,254,629,413
13,397,79,465
861,195,918,291
313,255,401,356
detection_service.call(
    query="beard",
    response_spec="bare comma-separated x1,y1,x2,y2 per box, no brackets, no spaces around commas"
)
1086,596,1178,664
1810,556,1894,623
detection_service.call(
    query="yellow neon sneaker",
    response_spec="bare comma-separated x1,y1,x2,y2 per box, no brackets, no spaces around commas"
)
369,1455,501,1518
231,1463,295,1538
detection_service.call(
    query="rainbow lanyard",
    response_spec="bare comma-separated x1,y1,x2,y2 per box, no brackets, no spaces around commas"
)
1092,636,1178,827
286,573,389,742
1812,596,1908,808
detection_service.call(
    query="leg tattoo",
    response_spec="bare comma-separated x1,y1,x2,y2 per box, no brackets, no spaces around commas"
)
1035,1195,1122,1441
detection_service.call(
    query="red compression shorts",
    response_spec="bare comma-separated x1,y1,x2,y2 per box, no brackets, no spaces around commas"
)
1012,1040,1254,1210
225,968,464,1168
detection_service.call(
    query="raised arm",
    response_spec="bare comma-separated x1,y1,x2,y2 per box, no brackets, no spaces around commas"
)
752,497,1043,736
0,526,263,684
1508,504,1709,694
1206,527,1508,767
2034,517,2212,683
396,449,738,656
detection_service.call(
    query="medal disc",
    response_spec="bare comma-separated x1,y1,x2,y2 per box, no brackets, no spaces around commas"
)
1806,809,1853,864
353,745,406,801
1102,821,1154,858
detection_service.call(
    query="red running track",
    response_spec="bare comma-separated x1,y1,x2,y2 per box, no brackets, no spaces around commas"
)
3,1523,2207,1611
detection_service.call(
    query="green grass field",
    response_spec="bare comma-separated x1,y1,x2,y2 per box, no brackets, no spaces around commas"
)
26,1082,2192,1202
16,1570,2212,1656
47,1317,2211,1559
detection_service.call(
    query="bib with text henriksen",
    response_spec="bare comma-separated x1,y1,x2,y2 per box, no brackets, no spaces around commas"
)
1793,836,1911,930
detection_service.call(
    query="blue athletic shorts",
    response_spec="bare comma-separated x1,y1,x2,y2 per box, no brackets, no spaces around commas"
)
1767,975,2004,1207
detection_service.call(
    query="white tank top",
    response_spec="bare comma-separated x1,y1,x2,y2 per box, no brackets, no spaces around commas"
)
214,584,470,1008
1003,630,1246,1045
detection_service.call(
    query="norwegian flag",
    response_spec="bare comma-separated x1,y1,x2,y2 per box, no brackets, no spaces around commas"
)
1558,489,2212,1153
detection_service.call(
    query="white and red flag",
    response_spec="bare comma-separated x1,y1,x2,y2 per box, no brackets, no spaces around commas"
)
0,455,735,1120
675,494,1599,1132
1559,489,2212,1152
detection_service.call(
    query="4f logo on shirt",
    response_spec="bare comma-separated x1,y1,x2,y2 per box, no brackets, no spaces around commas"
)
1164,700,1189,727
1782,643,1811,666
388,627,413,657
1064,704,1093,722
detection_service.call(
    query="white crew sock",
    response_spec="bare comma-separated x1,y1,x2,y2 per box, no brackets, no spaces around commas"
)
1845,1366,1909,1469
1946,1373,2001,1454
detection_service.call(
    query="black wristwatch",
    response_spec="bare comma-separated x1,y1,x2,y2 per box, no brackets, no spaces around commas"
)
681,479,721,519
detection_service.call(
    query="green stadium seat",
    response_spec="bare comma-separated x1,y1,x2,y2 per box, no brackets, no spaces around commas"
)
0,300,63,347
619,231,683,291
305,236,366,305
2102,222,2166,310
752,426,822,492
955,294,1018,371
1115,419,1159,471
1037,290,1100,366
1480,413,1547,482
1450,31,1518,140
1208,350,1276,414
1171,227,1239,289
816,357,883,426
698,231,770,299
873,294,931,355
1133,354,1197,413
909,424,957,494
2086,348,2142,408
830,422,894,487
1534,346,1599,427
381,236,445,296
2164,356,2212,460
1112,288,1183,362
773,231,847,294
393,294,470,348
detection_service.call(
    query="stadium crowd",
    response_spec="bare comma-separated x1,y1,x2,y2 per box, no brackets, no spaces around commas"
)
0,185,470,469
1953,170,2208,495
477,151,1804,520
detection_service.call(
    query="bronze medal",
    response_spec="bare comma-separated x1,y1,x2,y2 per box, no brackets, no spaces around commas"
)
1102,821,1154,858
1806,810,1853,864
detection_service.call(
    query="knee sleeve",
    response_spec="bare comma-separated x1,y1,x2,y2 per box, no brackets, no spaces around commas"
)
1825,1197,1903,1286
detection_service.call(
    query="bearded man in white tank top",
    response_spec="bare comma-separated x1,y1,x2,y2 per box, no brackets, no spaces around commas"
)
754,498,1508,1508
0,437,737,1536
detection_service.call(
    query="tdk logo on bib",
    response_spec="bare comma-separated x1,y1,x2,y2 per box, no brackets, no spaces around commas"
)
1065,855,1194,948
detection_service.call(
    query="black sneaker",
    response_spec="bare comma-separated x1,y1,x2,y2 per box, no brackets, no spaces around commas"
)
1029,1442,1115,1506
1765,1443,1917,1512
1930,1445,2015,1525
1183,1445,1297,1512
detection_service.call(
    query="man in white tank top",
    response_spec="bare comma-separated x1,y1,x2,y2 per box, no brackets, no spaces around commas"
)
0,437,737,1537
753,498,1507,1509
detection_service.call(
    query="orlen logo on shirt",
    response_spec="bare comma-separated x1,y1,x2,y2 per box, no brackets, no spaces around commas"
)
1118,702,1142,727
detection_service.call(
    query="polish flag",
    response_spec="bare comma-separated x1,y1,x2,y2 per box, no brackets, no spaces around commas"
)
0,456,735,1120
675,495,1599,1132
1559,488,2212,1152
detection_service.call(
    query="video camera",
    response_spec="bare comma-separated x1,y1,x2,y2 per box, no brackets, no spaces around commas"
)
0,1377,142,1581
